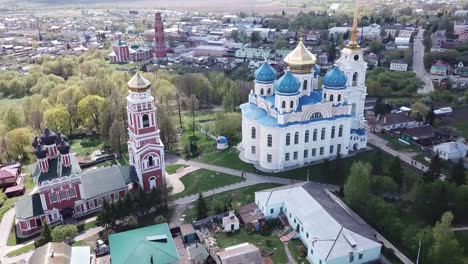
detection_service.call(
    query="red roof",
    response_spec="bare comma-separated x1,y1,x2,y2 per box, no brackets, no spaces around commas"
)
0,169,15,179
5,184,25,194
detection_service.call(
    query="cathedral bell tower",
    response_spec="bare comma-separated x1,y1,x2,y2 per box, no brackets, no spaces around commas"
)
336,2,367,129
126,73,165,192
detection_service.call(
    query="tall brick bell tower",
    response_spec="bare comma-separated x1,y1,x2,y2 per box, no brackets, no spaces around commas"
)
154,12,167,59
126,72,165,192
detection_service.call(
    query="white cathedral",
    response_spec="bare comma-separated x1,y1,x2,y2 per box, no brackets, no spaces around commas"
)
240,26,368,172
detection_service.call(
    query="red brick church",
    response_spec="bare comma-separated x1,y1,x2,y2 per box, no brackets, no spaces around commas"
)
14,73,165,238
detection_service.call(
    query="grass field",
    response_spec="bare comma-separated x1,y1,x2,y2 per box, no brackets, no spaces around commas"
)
453,120,468,139
5,243,35,257
173,169,245,199
69,138,104,158
215,229,288,264
198,146,257,173
166,164,186,174
183,183,281,223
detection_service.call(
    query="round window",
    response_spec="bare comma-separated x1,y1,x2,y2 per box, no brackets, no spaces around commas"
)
354,55,359,61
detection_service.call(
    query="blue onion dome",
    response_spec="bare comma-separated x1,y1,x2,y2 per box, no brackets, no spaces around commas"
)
217,136,228,144
254,62,277,82
274,70,301,94
313,64,320,77
130,44,140,49
34,144,47,159
57,140,70,154
322,66,347,89
40,128,57,145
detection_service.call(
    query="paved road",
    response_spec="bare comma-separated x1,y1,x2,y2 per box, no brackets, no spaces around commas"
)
413,27,435,95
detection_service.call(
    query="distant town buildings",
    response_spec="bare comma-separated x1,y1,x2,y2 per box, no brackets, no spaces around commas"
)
454,20,468,41
430,60,448,75
434,142,468,161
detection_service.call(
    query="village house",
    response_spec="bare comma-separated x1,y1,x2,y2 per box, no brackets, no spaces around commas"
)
367,112,418,132
430,60,448,75
389,59,408,72
399,125,437,146
434,142,467,161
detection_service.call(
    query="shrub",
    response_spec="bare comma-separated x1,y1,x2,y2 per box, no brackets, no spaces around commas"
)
51,225,78,242
79,138,100,148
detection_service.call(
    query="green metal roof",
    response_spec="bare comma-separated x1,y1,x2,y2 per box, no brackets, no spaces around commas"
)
15,193,44,219
81,165,138,199
109,223,180,264
33,155,81,184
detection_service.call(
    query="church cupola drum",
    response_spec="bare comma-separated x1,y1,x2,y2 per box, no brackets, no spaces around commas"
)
126,72,165,192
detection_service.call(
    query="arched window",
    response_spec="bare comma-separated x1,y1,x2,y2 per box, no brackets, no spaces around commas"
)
313,129,318,141
267,88,271,94
305,130,310,143
311,112,323,120
303,79,308,90
338,125,343,137
148,156,154,167
149,177,157,190
294,132,299,144
321,128,326,140
290,100,294,109
352,72,358,86
281,101,286,108
286,133,291,146
142,114,150,128
338,94,341,102
251,127,256,139
267,134,272,147
260,88,264,95
324,93,327,99
330,94,334,102
331,126,336,138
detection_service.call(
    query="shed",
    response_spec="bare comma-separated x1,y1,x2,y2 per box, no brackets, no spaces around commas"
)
217,243,263,264
222,211,240,233
5,184,25,198
238,203,264,232
180,224,197,243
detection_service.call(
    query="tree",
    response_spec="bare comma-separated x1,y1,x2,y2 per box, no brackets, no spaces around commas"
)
428,212,464,264
344,162,372,210
3,107,20,131
450,159,466,186
6,127,32,160
78,95,105,131
369,40,383,53
411,101,430,122
371,149,384,175
108,120,126,155
196,192,208,220
51,225,78,242
328,39,337,62
373,97,390,117
44,105,71,134
389,156,404,186
426,154,442,181
187,95,199,136
426,105,436,125
215,112,241,140
35,222,52,247
250,31,261,44
274,38,287,50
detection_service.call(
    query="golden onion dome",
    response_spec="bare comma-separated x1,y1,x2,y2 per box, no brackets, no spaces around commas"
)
127,72,151,92
283,38,316,74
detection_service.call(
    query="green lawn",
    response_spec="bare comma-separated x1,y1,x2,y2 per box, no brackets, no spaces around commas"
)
166,164,186,174
453,120,468,139
183,183,281,223
5,243,35,257
215,229,288,264
77,220,97,233
455,231,468,264
198,146,257,173
173,169,245,199
288,239,308,263
69,138,104,158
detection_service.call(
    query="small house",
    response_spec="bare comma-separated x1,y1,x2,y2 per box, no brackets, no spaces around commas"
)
430,60,448,75
400,125,436,146
222,211,240,233
28,242,91,264
434,142,467,160
367,112,417,132
217,136,228,150
390,59,408,72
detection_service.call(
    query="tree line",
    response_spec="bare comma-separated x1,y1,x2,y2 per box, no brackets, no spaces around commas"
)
0,50,252,163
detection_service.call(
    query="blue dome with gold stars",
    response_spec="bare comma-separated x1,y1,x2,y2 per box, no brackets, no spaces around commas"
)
322,66,347,89
254,62,277,82
274,71,301,94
